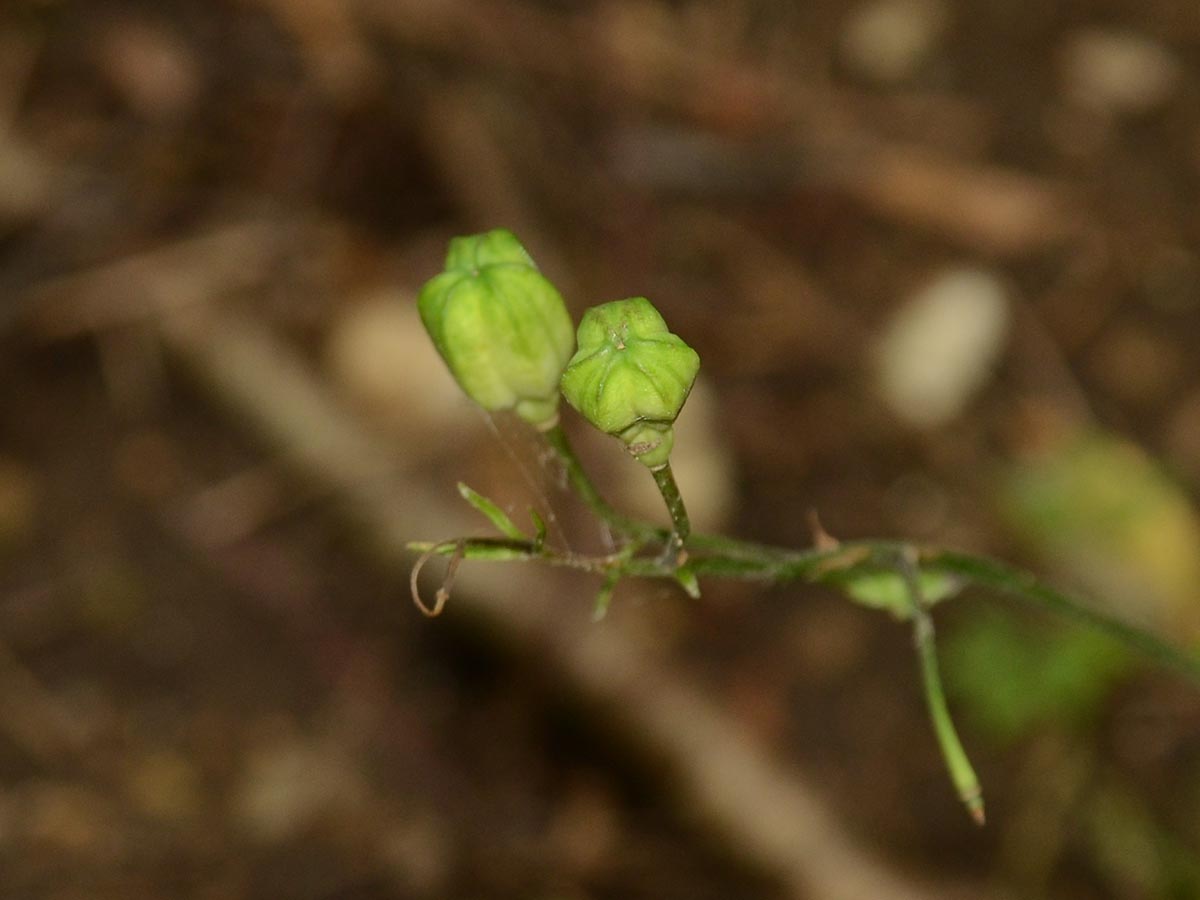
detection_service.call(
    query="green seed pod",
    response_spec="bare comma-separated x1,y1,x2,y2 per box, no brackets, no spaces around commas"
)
418,229,575,429
560,297,700,469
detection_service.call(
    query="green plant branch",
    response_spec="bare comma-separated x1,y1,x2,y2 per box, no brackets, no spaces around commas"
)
652,462,690,557
541,422,801,563
542,423,656,541
410,484,1200,823
922,551,1200,683
412,228,1200,827
897,547,984,824
409,532,1200,686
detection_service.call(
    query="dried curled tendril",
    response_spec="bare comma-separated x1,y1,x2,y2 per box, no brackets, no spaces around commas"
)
410,538,466,617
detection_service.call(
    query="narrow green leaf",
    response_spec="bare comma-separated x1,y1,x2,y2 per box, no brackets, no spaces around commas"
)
673,564,701,599
409,537,534,561
916,615,985,824
529,508,547,552
457,482,527,539
593,570,620,621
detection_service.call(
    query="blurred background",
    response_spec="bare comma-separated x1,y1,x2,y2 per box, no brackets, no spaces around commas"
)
2,0,1200,897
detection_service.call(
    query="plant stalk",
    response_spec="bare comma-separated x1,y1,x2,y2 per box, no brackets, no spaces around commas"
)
652,462,690,558
898,550,984,824
542,423,656,541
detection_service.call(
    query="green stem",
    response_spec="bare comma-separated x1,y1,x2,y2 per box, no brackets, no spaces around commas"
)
923,551,1200,683
898,551,984,825
542,424,656,541
543,423,763,559
410,532,1200,686
915,614,985,824
688,542,1200,684
652,463,690,556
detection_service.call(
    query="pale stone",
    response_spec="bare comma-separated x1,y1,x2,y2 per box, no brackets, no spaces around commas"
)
876,267,1011,427
1060,29,1180,116
324,291,479,459
840,0,950,84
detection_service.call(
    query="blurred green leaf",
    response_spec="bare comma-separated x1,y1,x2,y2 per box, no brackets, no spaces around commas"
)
832,568,963,618
944,610,1131,743
1087,782,1200,899
1001,430,1200,639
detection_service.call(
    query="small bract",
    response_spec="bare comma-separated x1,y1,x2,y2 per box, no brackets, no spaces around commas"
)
417,230,575,429
560,297,700,469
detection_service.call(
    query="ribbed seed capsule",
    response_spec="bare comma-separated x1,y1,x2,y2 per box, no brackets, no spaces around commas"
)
417,229,575,429
560,297,700,469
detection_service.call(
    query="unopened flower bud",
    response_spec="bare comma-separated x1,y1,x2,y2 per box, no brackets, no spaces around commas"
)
417,229,574,429
560,297,700,468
